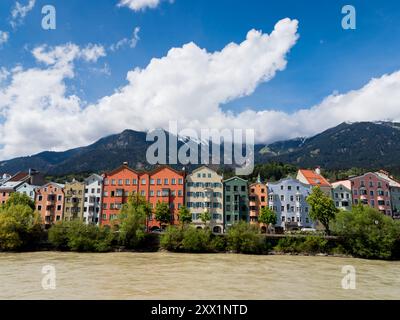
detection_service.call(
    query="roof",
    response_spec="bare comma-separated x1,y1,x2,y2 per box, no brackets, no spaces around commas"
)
223,176,248,183
0,181,24,191
298,169,331,187
375,171,400,188
105,164,140,177
331,180,352,190
84,173,103,182
37,182,65,190
8,172,29,182
148,165,186,177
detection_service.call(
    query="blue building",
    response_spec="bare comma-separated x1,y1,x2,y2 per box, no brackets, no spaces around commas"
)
267,177,313,230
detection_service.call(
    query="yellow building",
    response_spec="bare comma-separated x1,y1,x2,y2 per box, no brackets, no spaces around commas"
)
63,179,85,221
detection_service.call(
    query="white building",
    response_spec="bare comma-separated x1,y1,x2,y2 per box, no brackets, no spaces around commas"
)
186,166,224,233
83,174,103,225
331,180,352,211
15,183,38,201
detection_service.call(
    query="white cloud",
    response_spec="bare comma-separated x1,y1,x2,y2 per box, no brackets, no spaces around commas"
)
117,0,172,11
0,67,10,83
110,27,141,51
10,0,36,29
0,31,9,47
5,18,400,161
32,43,106,66
0,18,299,159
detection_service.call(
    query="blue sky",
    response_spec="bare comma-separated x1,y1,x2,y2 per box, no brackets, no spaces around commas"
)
1,0,399,111
1,0,400,158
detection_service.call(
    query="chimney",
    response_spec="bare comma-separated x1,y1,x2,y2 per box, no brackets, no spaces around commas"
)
123,162,128,166
315,167,321,175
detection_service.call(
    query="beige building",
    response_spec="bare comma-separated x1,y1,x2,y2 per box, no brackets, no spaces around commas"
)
63,179,85,221
186,166,224,233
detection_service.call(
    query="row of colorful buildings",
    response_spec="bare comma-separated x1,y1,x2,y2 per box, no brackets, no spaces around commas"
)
1,164,400,233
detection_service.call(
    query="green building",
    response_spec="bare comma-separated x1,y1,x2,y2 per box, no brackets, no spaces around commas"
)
223,176,249,230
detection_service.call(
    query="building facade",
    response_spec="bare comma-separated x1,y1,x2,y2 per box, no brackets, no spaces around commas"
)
223,177,249,229
248,176,267,224
331,180,352,211
350,172,392,216
267,177,313,230
63,180,85,222
84,174,103,225
35,182,65,228
374,170,400,219
186,166,224,233
101,163,185,229
15,183,38,201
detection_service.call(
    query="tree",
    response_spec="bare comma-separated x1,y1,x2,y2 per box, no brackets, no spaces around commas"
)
226,221,265,254
155,201,171,229
331,205,400,259
200,210,211,229
2,192,35,210
258,206,277,233
0,204,42,251
118,195,148,248
178,205,192,229
307,186,338,235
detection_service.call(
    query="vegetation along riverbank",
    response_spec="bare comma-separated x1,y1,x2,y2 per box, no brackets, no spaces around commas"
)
1,192,400,260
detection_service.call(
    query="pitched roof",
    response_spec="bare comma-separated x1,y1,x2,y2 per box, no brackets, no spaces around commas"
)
331,180,352,190
8,172,29,182
375,171,400,188
298,169,331,187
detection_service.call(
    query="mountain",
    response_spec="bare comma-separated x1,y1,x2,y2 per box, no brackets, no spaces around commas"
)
256,121,400,170
1,121,400,176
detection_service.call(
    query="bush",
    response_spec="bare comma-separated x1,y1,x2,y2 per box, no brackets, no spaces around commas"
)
226,222,266,254
160,226,184,251
331,205,400,259
211,235,227,252
48,221,115,252
274,237,302,253
181,227,213,253
299,236,328,254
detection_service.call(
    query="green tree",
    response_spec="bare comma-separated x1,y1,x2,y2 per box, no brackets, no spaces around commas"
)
0,204,42,251
258,206,277,233
331,205,400,259
118,195,148,248
307,186,338,235
178,205,192,229
155,201,171,230
2,192,35,210
226,221,265,254
200,210,211,229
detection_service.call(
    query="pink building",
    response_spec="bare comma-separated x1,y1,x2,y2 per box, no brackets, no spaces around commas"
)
349,172,392,216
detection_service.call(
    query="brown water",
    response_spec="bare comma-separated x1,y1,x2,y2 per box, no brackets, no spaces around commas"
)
0,252,399,300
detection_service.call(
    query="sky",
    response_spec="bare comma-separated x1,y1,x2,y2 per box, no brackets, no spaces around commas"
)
1,0,400,160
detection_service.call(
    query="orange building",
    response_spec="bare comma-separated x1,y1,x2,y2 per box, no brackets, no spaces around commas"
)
101,163,185,229
249,175,267,224
35,182,65,228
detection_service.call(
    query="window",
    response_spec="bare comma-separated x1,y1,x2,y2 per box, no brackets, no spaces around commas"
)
241,186,246,192
281,206,284,212
171,178,176,185
37,205,42,211
125,179,130,185
38,195,43,201
288,186,292,191
150,190,154,197
157,179,161,185
141,179,146,185
164,179,169,185
178,190,183,197
111,179,116,186
133,179,137,185
118,179,123,186
178,178,183,185
280,195,284,201
226,186,231,192
57,205,62,211
234,186,238,192
335,193,339,199
57,195,62,201
104,179,109,185
141,190,145,196
150,179,155,185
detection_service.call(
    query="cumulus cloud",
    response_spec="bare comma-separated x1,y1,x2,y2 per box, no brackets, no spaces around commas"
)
0,31,9,47
118,0,172,11
110,27,140,51
3,18,400,161
10,0,36,29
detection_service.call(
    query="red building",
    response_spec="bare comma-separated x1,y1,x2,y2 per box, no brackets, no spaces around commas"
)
35,182,65,228
349,172,392,216
101,163,185,229
249,176,267,225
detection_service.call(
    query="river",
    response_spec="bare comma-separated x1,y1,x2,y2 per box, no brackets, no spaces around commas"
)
0,252,399,299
